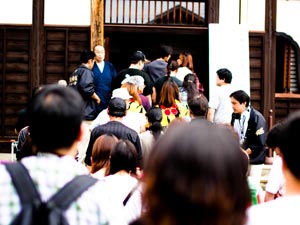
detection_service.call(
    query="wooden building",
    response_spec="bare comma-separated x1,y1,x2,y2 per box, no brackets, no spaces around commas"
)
0,0,300,152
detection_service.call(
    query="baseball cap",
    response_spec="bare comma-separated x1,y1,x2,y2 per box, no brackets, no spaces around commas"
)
131,51,146,62
108,97,127,117
112,88,132,100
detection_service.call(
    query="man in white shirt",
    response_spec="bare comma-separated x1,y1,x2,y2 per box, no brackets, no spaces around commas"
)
207,68,234,124
246,111,300,225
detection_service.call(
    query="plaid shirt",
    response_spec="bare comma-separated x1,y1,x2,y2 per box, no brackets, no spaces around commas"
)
0,153,124,225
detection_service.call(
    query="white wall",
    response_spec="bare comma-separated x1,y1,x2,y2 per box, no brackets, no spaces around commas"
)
0,0,90,25
0,0,32,24
277,0,300,46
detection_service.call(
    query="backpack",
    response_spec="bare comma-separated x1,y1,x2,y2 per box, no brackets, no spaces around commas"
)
4,162,98,225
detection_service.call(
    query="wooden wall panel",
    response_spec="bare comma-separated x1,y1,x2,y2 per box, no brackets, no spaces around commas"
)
249,33,264,113
0,27,31,143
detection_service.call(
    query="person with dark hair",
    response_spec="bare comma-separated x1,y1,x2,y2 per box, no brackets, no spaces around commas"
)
230,90,266,163
90,134,119,178
139,107,163,163
69,50,100,120
207,68,234,124
114,50,153,104
230,90,266,184
152,60,182,105
131,120,251,225
0,85,117,225
69,50,101,164
144,44,173,82
85,97,143,168
14,85,43,135
179,73,201,108
92,45,118,112
188,94,208,120
15,85,44,160
246,111,300,225
104,140,142,224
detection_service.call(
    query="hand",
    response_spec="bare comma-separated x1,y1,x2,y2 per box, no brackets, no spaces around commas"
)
95,97,101,105
245,148,252,155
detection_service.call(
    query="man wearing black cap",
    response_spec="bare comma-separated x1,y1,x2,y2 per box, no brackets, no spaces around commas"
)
113,51,153,104
85,97,143,168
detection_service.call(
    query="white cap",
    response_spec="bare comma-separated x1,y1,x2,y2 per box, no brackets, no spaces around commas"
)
112,88,132,100
121,75,145,88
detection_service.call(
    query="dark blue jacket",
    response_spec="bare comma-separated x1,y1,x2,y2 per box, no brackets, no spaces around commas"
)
231,107,267,164
69,65,97,120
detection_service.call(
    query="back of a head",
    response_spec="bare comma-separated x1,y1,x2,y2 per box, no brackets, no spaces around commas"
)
278,111,300,179
167,60,179,74
146,107,163,140
230,90,250,107
131,50,146,64
217,68,232,84
157,44,173,58
109,139,138,175
180,52,194,71
188,94,208,118
80,50,95,64
91,134,119,174
143,120,250,225
183,73,199,101
159,78,179,107
108,97,127,117
28,85,84,153
266,122,284,149
121,82,141,103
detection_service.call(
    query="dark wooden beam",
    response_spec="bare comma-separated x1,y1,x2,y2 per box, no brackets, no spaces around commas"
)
32,0,45,87
264,0,277,126
207,0,219,24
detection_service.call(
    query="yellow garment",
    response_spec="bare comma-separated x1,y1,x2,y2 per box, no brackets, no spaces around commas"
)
157,100,189,127
128,100,146,114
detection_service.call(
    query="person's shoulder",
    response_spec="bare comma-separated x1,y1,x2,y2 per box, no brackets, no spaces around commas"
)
117,68,129,76
250,107,266,120
104,60,115,66
246,197,300,225
172,76,182,86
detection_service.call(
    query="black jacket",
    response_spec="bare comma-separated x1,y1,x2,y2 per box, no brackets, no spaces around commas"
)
231,107,267,164
69,65,97,120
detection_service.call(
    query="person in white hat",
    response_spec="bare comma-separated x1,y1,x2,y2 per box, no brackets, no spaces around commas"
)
89,88,147,133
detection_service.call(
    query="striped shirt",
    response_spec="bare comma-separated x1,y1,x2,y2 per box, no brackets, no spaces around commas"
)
0,153,125,225
85,121,142,166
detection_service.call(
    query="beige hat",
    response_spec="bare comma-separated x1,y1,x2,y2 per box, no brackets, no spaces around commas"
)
112,88,132,100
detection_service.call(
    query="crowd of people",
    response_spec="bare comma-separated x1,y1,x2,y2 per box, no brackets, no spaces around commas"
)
1,44,296,225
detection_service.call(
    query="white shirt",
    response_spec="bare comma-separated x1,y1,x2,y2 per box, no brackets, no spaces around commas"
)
96,61,105,73
208,84,234,124
90,109,147,133
265,156,285,195
233,107,250,145
103,174,142,225
175,67,193,81
246,195,300,225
